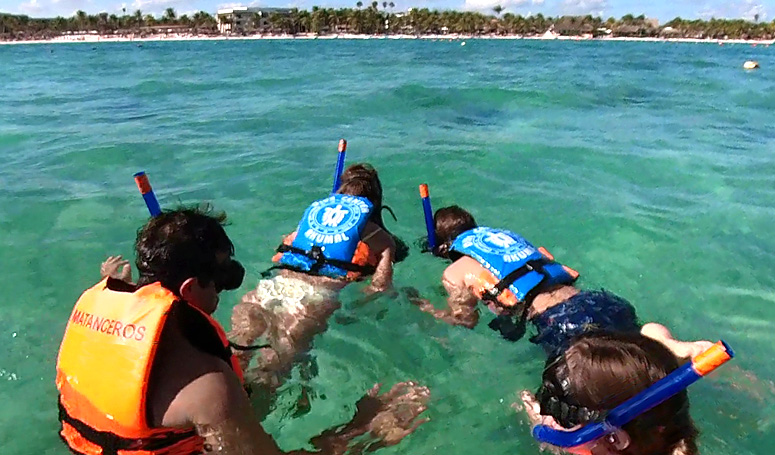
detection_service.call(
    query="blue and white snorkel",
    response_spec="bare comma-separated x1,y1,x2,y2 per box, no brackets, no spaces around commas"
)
533,340,735,449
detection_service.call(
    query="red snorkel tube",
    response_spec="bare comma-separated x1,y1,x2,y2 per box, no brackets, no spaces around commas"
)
532,341,734,448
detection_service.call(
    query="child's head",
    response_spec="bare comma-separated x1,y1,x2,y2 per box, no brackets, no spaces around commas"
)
339,163,383,208
536,332,698,455
431,205,477,259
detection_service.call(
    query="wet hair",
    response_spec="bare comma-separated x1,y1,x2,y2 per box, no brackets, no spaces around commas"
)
338,174,383,211
338,163,409,263
538,332,698,455
341,163,382,194
432,205,477,259
135,205,235,295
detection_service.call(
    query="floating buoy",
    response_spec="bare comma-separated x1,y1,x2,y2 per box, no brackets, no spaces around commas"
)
743,60,759,70
461,41,466,46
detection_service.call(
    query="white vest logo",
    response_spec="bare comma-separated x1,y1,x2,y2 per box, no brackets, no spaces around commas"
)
466,228,535,262
321,205,349,227
484,232,516,249
306,197,368,241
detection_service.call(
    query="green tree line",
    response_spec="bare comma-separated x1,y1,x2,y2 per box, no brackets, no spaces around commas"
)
1,8,218,40
2,4,774,41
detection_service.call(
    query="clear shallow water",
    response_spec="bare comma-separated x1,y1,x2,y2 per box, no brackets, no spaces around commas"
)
1,39,774,454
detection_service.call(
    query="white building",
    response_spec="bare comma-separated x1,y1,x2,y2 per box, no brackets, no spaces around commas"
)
216,6,293,34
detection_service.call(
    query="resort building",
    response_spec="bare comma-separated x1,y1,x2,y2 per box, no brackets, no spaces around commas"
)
216,6,293,34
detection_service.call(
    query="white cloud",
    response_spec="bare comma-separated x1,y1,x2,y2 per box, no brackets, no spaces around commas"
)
532,0,544,5
18,0,44,14
694,0,766,20
740,0,766,21
50,0,94,14
463,0,529,12
561,0,607,16
217,1,262,8
131,0,185,13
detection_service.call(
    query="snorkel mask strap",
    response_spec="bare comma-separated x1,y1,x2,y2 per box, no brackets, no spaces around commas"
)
382,205,398,222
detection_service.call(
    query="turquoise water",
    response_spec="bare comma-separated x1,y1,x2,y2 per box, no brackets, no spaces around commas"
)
1,39,774,454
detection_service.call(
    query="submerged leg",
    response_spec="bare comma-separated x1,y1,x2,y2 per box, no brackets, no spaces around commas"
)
229,300,269,372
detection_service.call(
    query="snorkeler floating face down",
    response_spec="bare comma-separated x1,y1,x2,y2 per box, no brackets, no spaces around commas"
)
229,159,401,395
523,332,733,455
409,187,728,454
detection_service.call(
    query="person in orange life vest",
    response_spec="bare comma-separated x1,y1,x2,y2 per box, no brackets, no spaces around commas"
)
229,166,398,394
519,332,700,455
61,206,429,455
407,205,712,360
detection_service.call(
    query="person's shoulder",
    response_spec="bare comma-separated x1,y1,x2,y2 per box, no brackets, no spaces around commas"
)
443,256,481,284
163,352,246,427
151,328,244,428
364,222,396,250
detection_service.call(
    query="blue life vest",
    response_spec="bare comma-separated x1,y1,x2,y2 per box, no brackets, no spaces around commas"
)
450,227,577,307
276,194,375,279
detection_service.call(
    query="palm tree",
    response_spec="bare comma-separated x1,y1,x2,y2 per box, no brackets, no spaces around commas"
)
163,7,176,24
492,5,503,17
356,1,363,8
75,10,88,30
134,9,143,28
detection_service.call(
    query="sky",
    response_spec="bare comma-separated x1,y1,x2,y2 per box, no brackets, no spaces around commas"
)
1,0,771,23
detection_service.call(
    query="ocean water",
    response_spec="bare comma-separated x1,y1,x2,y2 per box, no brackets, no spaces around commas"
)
1,39,774,454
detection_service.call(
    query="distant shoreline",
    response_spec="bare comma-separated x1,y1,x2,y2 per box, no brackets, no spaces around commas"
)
2,32,774,46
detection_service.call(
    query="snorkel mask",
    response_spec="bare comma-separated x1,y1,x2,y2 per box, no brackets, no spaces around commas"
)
214,259,245,291
532,341,735,450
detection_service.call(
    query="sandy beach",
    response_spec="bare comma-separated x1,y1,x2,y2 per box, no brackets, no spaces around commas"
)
2,31,774,46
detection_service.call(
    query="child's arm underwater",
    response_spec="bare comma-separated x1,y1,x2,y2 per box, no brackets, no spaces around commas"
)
406,277,480,329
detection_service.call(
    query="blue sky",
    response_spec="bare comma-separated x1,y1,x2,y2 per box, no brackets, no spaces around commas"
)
1,0,771,22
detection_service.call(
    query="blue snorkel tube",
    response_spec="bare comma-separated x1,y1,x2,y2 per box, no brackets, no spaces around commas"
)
533,340,735,448
419,184,437,251
332,139,347,194
133,171,162,217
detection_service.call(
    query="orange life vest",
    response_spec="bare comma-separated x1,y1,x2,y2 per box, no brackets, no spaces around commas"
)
56,278,244,455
